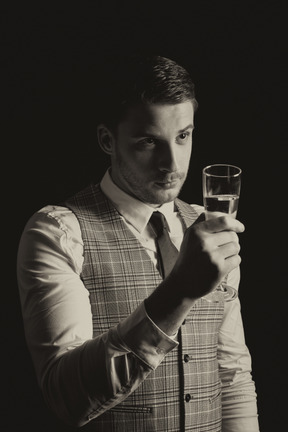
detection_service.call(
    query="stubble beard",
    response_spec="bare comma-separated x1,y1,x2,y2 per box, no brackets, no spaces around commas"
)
115,155,187,206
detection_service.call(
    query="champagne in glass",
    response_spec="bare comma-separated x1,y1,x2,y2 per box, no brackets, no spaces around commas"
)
204,195,239,219
202,164,242,302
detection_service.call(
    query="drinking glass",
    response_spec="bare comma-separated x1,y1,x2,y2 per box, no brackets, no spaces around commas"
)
202,164,242,302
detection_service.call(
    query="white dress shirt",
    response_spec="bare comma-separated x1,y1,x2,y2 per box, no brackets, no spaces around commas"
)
17,170,259,430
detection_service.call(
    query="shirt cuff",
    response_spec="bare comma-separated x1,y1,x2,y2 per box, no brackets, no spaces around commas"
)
117,302,178,370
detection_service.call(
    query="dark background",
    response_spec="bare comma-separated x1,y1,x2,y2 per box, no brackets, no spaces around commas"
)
3,1,287,431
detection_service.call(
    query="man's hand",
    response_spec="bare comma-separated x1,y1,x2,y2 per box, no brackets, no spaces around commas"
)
145,212,245,336
172,213,245,299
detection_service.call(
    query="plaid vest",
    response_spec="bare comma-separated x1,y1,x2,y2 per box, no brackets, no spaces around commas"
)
65,184,224,432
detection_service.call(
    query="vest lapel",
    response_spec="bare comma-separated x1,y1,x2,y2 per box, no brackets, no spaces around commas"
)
175,197,202,229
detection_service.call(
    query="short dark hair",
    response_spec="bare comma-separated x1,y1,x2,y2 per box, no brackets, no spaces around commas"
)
97,55,198,131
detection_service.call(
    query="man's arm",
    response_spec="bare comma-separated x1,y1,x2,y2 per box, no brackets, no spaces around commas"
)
218,269,259,431
17,207,249,428
17,208,177,427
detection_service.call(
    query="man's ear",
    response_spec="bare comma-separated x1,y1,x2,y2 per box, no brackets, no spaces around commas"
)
97,124,115,155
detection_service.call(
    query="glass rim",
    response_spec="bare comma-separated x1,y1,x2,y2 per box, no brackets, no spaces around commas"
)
203,163,242,178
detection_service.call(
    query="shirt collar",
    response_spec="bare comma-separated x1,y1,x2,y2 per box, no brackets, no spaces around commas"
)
100,169,176,234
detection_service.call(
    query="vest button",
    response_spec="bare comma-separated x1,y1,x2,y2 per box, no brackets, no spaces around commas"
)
184,354,190,362
185,393,192,402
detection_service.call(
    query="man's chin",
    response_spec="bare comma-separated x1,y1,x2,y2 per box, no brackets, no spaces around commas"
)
145,185,181,206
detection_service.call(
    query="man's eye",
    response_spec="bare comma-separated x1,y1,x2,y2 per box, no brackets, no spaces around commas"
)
179,132,189,140
139,137,156,146
176,132,191,143
145,138,155,144
135,137,157,150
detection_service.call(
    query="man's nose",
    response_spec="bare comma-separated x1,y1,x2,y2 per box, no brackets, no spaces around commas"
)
158,143,178,172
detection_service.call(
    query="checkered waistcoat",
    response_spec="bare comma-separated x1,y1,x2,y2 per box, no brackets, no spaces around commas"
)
65,184,224,432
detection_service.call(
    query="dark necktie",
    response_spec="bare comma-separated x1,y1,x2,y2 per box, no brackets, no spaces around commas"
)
149,211,179,278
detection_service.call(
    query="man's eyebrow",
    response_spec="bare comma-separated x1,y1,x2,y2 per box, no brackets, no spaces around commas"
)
132,124,195,138
178,124,194,133
132,131,159,138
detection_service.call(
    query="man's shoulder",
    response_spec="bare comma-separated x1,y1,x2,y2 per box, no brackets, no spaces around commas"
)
64,183,102,204
64,183,111,212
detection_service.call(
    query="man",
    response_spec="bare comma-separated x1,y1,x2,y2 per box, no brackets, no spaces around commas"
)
17,55,259,431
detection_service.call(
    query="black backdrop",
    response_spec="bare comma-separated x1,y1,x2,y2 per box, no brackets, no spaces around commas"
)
3,1,287,431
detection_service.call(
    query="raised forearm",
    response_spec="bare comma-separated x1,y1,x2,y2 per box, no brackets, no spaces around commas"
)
144,273,197,336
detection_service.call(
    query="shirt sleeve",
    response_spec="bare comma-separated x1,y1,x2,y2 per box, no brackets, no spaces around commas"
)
16,207,178,427
191,203,259,430
218,267,260,432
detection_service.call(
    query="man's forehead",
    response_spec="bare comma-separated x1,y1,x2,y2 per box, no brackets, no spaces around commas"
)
120,101,194,133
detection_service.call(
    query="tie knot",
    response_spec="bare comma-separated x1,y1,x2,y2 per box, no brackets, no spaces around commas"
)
149,211,167,236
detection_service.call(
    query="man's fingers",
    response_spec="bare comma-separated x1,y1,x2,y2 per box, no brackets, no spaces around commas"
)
205,230,239,248
199,214,245,233
211,241,242,275
220,241,241,258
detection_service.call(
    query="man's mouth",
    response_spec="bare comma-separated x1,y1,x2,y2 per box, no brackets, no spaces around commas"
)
154,179,179,189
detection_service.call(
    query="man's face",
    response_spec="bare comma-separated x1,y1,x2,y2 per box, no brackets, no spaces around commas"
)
110,101,195,207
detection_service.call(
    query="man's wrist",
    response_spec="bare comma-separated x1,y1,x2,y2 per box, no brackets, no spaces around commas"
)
144,276,197,336
117,302,178,370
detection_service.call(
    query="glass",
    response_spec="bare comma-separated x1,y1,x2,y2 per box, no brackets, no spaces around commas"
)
202,164,242,302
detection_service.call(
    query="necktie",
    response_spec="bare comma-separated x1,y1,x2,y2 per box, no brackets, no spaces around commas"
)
149,211,179,278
